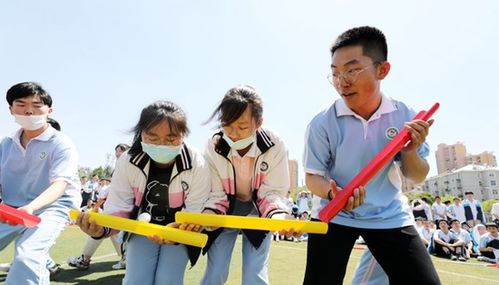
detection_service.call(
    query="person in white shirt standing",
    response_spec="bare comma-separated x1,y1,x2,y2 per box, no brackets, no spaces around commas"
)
431,196,447,223
447,197,466,223
491,202,499,225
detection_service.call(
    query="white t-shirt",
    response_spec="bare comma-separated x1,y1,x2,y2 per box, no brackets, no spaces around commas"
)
418,227,434,241
432,203,446,220
491,202,499,220
434,229,457,243
479,233,499,248
448,203,466,223
466,199,478,220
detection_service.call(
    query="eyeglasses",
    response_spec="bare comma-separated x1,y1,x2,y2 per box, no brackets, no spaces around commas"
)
327,65,373,85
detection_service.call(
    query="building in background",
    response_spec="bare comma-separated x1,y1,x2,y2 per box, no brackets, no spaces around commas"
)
435,142,496,174
435,142,468,174
288,159,298,192
423,165,499,201
467,151,497,167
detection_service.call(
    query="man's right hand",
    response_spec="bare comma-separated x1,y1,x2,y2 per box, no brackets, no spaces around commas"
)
328,179,366,211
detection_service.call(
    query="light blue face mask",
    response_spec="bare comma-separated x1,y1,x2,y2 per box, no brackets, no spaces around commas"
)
141,142,182,164
222,133,255,150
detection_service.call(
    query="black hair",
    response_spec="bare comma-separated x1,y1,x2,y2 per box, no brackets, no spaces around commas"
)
330,26,387,64
438,219,449,226
115,143,131,152
128,101,189,156
6,82,53,107
47,118,61,131
486,222,498,228
205,85,263,127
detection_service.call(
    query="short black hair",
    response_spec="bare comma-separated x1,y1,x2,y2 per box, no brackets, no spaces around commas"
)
6,82,52,107
330,26,387,64
485,222,498,229
115,143,130,152
438,219,449,225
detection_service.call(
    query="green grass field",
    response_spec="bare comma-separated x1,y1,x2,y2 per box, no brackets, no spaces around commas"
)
1,226,498,284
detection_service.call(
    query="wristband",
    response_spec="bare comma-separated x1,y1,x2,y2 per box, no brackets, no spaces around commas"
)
327,189,333,201
91,227,109,240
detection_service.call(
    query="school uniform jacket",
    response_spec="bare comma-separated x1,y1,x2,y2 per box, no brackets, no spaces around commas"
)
103,143,214,265
203,128,291,251
463,199,485,224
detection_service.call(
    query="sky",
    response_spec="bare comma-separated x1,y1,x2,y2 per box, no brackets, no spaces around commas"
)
1,0,498,182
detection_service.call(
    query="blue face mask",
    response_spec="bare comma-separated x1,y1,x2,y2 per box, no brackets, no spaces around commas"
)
141,142,182,164
222,133,255,150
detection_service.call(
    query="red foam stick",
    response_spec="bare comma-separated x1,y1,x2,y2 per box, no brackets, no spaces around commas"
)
0,204,41,227
318,103,440,222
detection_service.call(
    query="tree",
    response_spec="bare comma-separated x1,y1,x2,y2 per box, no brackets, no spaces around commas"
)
483,199,499,215
404,191,434,203
90,165,113,179
78,166,91,178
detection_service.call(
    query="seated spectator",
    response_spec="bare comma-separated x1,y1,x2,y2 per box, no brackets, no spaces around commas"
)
450,219,472,259
471,224,487,255
433,220,466,261
418,219,434,249
414,217,424,232
461,222,471,233
477,222,499,263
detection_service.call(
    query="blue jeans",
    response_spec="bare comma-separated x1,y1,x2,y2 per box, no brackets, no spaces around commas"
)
201,228,271,285
123,234,189,285
0,206,68,285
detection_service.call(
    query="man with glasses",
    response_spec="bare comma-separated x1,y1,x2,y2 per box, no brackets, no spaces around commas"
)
303,26,440,284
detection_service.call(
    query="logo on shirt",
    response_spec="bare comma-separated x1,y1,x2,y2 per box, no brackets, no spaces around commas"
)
181,181,189,191
260,161,269,172
385,127,399,140
39,151,47,160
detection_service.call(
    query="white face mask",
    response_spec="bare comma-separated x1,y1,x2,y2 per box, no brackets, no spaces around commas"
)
14,114,47,131
222,133,255,150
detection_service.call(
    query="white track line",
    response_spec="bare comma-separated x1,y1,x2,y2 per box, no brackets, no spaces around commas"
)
270,243,499,283
436,269,499,283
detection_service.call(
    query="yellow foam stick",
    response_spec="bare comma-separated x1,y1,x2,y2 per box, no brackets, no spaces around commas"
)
175,212,328,234
68,210,208,248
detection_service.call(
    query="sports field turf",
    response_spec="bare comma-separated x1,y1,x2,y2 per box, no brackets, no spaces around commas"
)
1,226,498,284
